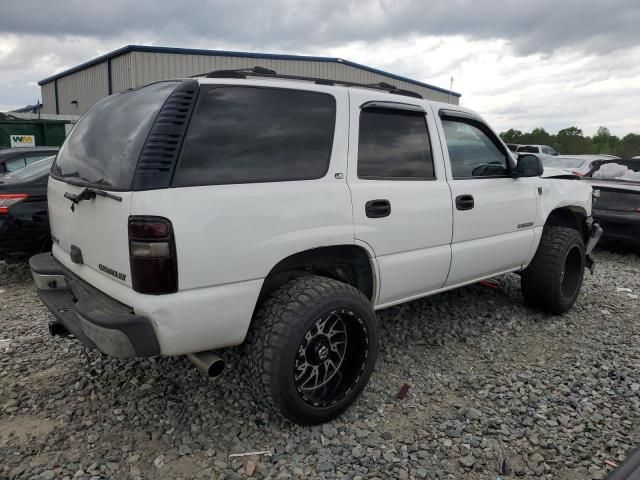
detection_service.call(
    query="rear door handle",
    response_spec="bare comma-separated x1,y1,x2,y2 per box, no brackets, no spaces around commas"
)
455,194,474,210
365,199,391,218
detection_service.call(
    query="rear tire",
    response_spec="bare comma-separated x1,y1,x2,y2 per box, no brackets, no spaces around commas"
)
521,226,585,314
245,275,378,424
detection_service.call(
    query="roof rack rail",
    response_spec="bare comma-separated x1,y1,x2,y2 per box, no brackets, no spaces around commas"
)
193,66,423,99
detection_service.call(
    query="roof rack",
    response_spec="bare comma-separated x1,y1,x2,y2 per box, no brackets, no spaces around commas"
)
193,66,423,99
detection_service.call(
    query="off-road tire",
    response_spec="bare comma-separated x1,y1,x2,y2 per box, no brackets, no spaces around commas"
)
245,275,378,424
521,226,585,314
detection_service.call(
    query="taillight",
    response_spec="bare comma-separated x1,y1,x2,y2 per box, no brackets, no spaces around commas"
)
571,171,584,176
0,193,29,214
128,216,178,294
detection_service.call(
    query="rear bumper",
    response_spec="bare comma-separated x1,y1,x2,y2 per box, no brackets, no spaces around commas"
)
593,208,640,246
29,252,160,358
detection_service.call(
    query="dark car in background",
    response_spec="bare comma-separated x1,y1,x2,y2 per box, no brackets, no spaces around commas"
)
0,146,59,174
0,156,54,262
582,159,640,248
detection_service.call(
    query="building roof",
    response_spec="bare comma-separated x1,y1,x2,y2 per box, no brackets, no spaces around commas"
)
38,44,461,97
10,103,43,113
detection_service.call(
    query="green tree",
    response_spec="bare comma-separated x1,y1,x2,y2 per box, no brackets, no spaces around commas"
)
616,133,640,158
500,128,524,144
520,127,556,149
555,127,590,154
591,126,620,155
499,125,639,157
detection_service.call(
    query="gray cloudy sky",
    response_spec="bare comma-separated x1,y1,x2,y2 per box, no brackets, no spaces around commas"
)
1,0,639,135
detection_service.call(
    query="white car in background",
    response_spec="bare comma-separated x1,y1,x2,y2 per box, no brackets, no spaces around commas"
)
515,144,559,157
542,154,620,176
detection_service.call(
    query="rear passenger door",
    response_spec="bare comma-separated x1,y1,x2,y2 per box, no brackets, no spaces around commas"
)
348,91,453,307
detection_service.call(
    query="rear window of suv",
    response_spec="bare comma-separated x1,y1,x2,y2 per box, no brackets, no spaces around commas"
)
51,81,179,190
172,86,336,187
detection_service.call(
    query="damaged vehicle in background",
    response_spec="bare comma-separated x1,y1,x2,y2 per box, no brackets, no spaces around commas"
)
0,156,54,262
582,160,640,248
542,154,620,176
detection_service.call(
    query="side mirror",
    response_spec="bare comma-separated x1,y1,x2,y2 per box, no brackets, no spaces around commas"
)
513,154,544,178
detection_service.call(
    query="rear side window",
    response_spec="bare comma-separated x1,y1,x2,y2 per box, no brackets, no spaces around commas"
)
5,157,28,172
358,108,434,179
51,81,179,190
173,87,336,187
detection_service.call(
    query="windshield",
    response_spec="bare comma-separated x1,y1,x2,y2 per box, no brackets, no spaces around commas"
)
4,156,54,181
51,81,179,190
544,158,585,169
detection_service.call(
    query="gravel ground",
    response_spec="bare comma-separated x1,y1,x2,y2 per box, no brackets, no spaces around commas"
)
1,247,639,480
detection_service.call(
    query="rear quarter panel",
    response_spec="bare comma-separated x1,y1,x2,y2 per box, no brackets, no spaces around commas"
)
128,88,354,354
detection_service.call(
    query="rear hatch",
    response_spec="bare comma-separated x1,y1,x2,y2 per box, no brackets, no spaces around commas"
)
48,80,187,296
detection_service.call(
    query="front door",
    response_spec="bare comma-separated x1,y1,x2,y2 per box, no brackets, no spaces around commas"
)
435,111,537,287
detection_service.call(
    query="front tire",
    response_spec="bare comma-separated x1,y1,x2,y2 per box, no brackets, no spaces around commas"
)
245,275,378,424
521,226,585,314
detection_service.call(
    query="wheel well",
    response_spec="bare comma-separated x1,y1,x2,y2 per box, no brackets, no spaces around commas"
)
257,246,375,304
545,207,588,238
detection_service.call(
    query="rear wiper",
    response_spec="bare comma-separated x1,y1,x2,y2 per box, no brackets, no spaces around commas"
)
64,187,122,205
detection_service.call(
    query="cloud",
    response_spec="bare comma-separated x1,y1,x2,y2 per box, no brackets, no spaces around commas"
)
1,0,639,55
0,1,639,136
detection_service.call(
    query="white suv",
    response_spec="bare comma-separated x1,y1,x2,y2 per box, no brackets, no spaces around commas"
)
30,68,602,424
516,144,559,157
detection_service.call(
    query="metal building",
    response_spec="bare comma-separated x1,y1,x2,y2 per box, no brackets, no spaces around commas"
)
39,45,461,115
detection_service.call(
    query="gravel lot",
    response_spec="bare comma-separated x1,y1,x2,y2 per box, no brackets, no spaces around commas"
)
1,248,639,480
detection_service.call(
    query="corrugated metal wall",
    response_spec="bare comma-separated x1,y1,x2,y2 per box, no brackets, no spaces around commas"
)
110,52,132,93
55,62,108,115
40,82,57,114
130,51,457,104
40,50,458,114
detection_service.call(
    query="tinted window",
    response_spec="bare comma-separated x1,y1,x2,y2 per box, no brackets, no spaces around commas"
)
173,87,335,187
52,81,179,190
442,119,509,178
507,144,518,152
5,157,27,172
358,108,434,179
517,145,539,153
542,146,558,155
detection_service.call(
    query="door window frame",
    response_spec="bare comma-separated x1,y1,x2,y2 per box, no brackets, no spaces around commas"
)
357,101,437,181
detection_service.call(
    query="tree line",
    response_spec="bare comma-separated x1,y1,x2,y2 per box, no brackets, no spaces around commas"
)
500,126,640,158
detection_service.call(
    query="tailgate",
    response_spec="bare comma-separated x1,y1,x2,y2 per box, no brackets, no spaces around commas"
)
49,177,133,288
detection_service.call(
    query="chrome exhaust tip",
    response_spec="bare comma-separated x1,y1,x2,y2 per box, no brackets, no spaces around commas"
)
187,351,225,377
